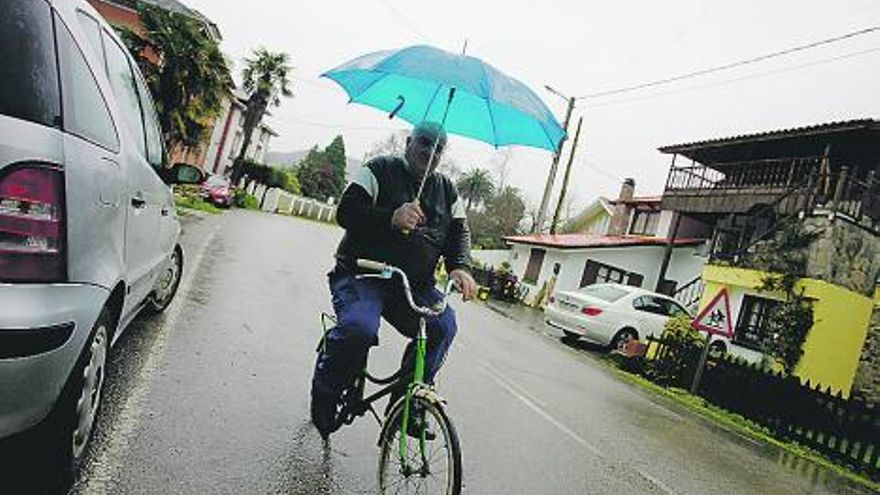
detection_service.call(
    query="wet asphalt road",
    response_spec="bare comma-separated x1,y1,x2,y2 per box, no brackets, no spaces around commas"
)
8,209,871,494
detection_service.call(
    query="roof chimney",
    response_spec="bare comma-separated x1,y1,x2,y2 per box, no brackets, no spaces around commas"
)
609,178,635,235
618,178,635,202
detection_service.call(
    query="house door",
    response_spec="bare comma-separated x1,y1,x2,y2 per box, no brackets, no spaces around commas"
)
523,248,545,284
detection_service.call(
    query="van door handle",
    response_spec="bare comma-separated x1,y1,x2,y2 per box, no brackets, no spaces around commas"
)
131,194,146,208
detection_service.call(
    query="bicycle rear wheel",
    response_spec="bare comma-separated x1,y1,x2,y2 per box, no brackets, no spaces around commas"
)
378,395,462,495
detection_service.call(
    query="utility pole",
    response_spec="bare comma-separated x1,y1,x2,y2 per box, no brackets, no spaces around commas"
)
533,87,575,234
550,116,584,234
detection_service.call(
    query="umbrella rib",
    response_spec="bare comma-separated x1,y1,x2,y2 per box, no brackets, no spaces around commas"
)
485,98,498,149
479,62,499,147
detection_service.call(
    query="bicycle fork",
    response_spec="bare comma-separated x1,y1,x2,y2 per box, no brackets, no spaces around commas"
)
398,316,430,473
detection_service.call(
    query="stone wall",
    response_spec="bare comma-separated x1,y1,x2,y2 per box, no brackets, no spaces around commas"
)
798,216,880,402
803,216,880,297
852,305,880,403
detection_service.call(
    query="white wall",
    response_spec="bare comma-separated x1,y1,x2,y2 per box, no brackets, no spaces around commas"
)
509,242,709,302
218,110,243,175
249,128,272,162
698,283,772,363
587,214,611,234
656,210,676,238
508,245,573,305
203,97,233,174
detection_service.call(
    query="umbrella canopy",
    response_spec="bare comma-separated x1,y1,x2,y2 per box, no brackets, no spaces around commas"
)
322,45,566,152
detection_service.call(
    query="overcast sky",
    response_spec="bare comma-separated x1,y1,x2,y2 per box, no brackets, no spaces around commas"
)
183,0,880,212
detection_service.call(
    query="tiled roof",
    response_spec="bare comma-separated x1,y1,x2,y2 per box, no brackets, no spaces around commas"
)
658,119,878,154
609,195,662,205
108,0,221,39
503,233,704,249
657,118,880,166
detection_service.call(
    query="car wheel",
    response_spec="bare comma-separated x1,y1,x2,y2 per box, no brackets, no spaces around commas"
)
145,246,183,315
40,307,112,488
610,328,638,353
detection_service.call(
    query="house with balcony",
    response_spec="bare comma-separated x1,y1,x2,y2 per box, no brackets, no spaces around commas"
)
497,178,712,308
658,118,880,400
87,0,278,174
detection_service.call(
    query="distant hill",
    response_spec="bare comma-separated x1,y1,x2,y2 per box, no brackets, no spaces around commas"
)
265,149,363,179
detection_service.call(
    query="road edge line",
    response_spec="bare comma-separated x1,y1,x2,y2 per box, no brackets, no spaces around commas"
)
81,222,221,494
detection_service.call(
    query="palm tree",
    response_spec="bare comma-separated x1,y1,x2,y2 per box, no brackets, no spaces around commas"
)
230,48,293,183
456,168,495,212
120,4,233,152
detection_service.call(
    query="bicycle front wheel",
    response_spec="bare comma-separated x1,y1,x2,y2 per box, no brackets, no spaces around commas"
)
378,395,462,495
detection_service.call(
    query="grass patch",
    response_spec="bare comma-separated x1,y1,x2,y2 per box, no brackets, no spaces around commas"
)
608,366,880,492
232,190,260,209
174,196,222,214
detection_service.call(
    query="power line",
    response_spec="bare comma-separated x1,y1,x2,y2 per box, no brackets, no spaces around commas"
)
376,0,434,43
275,115,407,133
582,45,880,109
579,26,880,99
290,74,337,91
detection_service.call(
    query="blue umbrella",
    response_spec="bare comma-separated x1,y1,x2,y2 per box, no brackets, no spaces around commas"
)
322,45,566,153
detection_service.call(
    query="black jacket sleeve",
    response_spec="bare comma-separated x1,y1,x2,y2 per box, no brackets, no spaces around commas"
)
335,183,394,235
443,218,472,274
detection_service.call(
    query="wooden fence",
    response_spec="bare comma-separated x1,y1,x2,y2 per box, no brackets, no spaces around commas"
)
643,336,880,479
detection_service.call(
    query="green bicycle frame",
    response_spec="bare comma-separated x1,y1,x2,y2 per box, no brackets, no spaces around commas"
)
398,317,429,467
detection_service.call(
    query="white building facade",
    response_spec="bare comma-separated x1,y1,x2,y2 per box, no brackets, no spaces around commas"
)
202,92,277,176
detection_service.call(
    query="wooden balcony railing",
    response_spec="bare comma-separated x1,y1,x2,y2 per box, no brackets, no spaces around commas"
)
664,156,823,192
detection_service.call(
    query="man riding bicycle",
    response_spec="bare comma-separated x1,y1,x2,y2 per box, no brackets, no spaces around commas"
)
311,121,478,439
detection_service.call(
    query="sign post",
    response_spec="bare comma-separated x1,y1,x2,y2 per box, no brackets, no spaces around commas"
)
689,287,734,394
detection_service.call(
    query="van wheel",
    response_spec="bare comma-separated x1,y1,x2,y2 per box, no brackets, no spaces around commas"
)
610,328,638,353
145,246,183,315
41,307,111,488
561,330,580,342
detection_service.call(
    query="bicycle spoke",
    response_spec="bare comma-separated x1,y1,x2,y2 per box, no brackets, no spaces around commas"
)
380,399,458,495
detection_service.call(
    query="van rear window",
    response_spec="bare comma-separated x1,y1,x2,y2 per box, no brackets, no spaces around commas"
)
0,0,61,128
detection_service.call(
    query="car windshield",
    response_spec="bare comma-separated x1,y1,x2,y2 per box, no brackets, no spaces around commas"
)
578,284,629,302
205,175,229,187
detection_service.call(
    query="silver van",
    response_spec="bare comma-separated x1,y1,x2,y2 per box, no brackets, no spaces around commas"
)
0,0,201,480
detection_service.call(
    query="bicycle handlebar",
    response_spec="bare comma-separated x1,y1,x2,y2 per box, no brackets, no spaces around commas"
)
356,258,455,317
356,259,388,272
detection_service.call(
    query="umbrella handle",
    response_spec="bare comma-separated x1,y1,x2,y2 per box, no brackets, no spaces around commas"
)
389,95,405,119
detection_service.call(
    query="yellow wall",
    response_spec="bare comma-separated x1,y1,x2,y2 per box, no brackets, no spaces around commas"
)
700,265,874,397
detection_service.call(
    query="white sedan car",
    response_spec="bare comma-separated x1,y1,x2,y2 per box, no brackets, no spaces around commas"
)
544,283,691,351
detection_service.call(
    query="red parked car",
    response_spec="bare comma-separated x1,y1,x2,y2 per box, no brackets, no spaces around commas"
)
200,174,233,208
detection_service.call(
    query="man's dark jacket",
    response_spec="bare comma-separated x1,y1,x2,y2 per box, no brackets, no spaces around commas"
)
334,156,471,287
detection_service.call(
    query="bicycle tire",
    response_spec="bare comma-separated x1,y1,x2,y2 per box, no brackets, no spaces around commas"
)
378,395,462,495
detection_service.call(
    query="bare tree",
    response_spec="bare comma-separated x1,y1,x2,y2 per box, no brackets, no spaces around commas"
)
490,148,513,191
363,131,408,162
524,198,541,234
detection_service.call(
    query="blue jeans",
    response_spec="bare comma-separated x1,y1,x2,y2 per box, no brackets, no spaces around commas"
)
312,269,458,398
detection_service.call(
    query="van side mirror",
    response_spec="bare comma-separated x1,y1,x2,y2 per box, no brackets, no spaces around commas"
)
162,163,205,185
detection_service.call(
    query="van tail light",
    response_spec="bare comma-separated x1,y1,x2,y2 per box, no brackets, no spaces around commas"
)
581,306,603,316
0,165,65,282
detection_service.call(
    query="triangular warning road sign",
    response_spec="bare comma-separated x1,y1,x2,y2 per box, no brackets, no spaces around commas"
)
692,287,734,338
